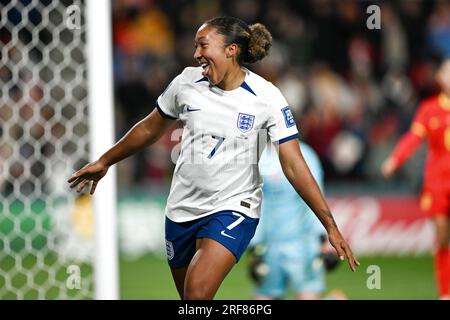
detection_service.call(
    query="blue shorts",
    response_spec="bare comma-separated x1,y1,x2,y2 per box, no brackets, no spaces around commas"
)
165,210,259,268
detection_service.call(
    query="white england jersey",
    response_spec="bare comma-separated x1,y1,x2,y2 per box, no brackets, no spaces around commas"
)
157,67,299,222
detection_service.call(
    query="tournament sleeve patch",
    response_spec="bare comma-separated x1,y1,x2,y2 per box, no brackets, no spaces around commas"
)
281,106,295,128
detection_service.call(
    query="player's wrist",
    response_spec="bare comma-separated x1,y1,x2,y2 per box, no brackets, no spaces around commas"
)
326,226,343,238
98,155,111,168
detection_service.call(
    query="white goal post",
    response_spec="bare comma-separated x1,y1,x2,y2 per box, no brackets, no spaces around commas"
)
0,0,118,299
86,0,118,300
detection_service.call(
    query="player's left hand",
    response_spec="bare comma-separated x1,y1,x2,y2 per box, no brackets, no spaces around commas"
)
247,244,268,285
327,229,360,272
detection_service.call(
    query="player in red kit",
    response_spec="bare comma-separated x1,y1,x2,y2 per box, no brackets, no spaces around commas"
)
382,58,450,299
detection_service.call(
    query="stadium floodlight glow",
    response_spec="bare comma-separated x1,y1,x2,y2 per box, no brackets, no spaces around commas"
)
86,0,119,300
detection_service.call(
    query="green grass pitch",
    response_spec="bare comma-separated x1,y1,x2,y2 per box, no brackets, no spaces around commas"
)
0,253,437,299
119,254,437,300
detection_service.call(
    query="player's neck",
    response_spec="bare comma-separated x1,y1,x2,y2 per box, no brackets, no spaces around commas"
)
217,67,245,91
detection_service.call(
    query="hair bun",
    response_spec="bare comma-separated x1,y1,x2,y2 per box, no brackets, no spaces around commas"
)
245,23,272,64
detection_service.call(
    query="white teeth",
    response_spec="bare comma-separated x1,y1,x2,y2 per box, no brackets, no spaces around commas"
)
201,63,209,69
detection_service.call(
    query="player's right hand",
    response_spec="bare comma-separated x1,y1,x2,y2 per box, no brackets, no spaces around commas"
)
381,158,396,178
67,160,109,195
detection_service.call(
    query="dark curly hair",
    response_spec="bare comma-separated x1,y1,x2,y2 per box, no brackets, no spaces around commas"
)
205,16,272,65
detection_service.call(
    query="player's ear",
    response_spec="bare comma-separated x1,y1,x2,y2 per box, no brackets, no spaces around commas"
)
225,43,239,59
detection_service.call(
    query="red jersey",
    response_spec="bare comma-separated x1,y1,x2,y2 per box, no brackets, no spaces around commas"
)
390,93,450,189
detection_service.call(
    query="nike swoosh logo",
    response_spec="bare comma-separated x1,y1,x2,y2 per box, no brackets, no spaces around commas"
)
220,230,236,240
187,106,201,112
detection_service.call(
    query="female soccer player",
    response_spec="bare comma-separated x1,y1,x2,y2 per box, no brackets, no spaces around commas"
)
382,58,450,299
68,16,358,300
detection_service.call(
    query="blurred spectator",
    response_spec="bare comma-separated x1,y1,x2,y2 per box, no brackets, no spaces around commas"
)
427,0,450,58
111,0,450,191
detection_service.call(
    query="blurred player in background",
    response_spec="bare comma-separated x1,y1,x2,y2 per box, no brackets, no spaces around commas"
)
248,142,343,300
68,16,358,300
382,57,450,299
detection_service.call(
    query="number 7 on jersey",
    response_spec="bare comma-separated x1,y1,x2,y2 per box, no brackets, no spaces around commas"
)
207,135,225,159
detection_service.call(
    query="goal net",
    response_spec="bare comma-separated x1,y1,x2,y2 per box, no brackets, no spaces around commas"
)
0,0,116,299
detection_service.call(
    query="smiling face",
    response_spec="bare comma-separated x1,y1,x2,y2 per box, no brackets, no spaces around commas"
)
194,24,238,86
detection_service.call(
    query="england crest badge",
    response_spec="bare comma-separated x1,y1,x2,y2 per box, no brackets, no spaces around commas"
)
237,112,255,133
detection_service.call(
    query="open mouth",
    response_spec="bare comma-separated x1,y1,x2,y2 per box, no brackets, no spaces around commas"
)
200,62,210,77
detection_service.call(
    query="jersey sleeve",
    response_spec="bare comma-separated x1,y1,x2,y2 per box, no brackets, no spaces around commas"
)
410,101,429,138
266,85,300,144
156,73,183,120
389,102,428,168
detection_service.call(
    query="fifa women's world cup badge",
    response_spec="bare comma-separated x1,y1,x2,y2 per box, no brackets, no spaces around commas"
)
281,106,295,128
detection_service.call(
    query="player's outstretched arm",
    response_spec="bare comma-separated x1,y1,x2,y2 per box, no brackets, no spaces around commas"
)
67,108,176,194
382,102,427,179
278,139,360,271
381,130,424,179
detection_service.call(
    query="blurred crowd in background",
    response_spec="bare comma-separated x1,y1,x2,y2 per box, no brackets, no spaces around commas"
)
112,0,450,193
0,0,88,198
